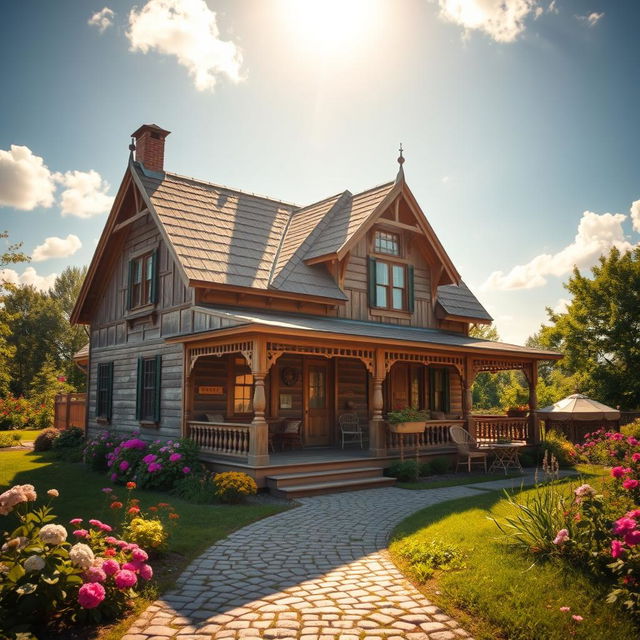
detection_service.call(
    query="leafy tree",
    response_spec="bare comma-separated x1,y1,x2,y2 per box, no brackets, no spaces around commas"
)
534,247,640,409
30,359,74,427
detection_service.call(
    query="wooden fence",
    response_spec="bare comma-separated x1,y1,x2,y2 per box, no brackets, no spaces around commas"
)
54,393,87,431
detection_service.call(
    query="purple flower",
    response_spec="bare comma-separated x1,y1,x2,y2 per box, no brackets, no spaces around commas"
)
182,466,191,474
119,460,129,471
122,438,147,450
169,453,182,462
148,462,162,473
110,473,117,482
142,454,157,464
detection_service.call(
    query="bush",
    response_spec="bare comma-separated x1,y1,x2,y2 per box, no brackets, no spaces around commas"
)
388,460,421,482
125,517,168,551
0,432,20,448
541,429,577,467
136,438,200,491
213,471,257,504
390,536,465,582
172,470,215,503
621,419,640,440
576,429,638,466
106,437,148,484
52,426,84,450
429,456,450,474
84,431,124,472
0,395,49,431
33,427,61,452
519,452,535,468
419,461,431,476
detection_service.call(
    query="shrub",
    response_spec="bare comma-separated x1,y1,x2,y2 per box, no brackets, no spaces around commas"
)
419,461,431,476
0,432,20,448
84,431,124,472
136,438,200,491
106,437,147,484
429,456,450,474
213,471,257,504
125,517,168,551
576,429,638,466
0,395,49,431
172,470,216,503
541,429,577,467
621,419,640,440
386,407,430,423
53,426,84,450
519,452,535,468
390,536,465,582
33,427,61,452
388,460,420,482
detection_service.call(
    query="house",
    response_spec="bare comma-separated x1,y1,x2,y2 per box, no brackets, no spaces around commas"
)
71,124,560,493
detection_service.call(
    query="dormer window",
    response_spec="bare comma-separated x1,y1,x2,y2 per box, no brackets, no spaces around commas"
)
374,230,400,256
376,261,406,310
127,249,158,311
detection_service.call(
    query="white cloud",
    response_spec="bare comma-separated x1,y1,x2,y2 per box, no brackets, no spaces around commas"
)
548,0,558,14
0,267,57,291
56,170,114,218
482,210,636,291
552,297,570,314
127,0,243,92
437,0,540,43
88,7,115,32
441,175,450,184
0,145,56,210
630,200,640,233
578,12,604,27
32,234,82,262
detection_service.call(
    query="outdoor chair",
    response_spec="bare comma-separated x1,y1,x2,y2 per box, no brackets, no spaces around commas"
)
449,425,492,473
338,413,363,448
278,420,303,450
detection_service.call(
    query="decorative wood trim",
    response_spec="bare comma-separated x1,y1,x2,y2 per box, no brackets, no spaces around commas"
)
266,341,374,375
369,308,412,320
187,339,255,374
113,209,150,233
472,358,532,375
384,350,464,377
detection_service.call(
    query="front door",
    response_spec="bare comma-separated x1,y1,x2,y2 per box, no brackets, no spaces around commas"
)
304,360,332,446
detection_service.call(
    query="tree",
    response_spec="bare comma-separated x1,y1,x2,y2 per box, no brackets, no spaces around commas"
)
534,247,640,409
30,359,73,427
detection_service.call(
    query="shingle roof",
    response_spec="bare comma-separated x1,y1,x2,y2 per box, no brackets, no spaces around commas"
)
437,282,493,322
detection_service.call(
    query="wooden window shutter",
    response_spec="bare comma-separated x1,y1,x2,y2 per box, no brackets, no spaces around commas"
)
135,357,143,420
407,265,415,312
126,260,135,310
153,354,162,423
443,369,450,413
106,362,114,420
428,369,435,410
367,257,378,307
150,248,159,305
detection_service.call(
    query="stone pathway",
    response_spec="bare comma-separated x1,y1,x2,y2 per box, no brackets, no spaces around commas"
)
125,474,542,640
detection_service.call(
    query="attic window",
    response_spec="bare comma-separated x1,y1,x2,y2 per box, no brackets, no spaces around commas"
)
374,230,400,256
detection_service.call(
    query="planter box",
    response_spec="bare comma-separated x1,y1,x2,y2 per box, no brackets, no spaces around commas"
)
389,421,425,434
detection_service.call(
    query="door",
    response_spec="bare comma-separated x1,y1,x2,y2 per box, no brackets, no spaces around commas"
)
304,359,332,446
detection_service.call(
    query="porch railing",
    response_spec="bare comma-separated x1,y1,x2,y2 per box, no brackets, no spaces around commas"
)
385,420,463,451
472,415,530,443
188,421,251,459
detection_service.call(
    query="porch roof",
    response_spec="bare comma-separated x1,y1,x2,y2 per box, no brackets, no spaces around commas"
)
174,306,561,361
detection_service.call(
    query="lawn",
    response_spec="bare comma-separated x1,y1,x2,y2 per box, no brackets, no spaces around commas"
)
0,448,288,639
389,468,638,640
396,471,522,490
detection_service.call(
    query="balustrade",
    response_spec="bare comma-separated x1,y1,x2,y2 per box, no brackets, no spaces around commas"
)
188,421,251,458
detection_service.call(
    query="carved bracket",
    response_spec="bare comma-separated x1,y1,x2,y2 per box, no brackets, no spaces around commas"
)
384,351,464,378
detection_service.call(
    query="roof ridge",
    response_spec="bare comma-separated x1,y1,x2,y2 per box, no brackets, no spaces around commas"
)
268,209,296,286
349,179,395,199
293,190,348,213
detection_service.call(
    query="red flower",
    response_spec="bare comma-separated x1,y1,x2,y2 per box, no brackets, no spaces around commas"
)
169,513,179,520
104,548,116,557
126,482,136,490
110,501,123,509
128,506,140,515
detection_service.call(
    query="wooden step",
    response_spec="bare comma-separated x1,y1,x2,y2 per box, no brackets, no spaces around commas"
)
270,476,396,499
266,466,385,490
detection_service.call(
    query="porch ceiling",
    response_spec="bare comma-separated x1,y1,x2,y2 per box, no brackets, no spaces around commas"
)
169,305,561,362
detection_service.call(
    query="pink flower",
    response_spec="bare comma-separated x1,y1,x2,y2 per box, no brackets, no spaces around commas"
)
101,558,120,575
84,566,107,583
148,462,162,472
612,466,627,478
139,563,153,581
613,517,636,535
624,530,640,546
622,478,639,490
626,509,640,518
169,453,182,462
611,540,626,558
111,473,117,482
88,519,103,528
182,466,191,474
122,561,141,572
69,518,83,525
104,536,118,545
78,582,106,609
119,460,129,471
572,615,583,622
116,540,129,548
114,569,137,589
632,453,640,463
101,488,112,494
73,529,89,538
99,523,113,533
132,548,149,562
122,438,147,450
143,454,157,464
553,529,570,545
559,606,570,612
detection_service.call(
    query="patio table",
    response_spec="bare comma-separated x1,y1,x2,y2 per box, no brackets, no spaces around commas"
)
488,442,526,474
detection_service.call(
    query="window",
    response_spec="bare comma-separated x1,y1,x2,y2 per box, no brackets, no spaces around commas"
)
127,249,158,310
368,257,415,312
233,357,253,414
96,362,113,420
429,368,450,413
374,230,400,256
136,355,161,422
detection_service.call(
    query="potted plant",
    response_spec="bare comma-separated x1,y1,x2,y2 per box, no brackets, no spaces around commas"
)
386,407,430,433
506,405,529,417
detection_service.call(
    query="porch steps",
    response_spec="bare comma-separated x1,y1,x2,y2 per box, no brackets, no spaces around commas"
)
266,466,396,498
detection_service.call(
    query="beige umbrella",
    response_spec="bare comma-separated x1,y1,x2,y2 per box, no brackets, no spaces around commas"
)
536,394,620,422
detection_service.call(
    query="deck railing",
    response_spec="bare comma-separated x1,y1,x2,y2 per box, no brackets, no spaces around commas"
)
188,421,251,458
472,415,530,443
385,420,464,451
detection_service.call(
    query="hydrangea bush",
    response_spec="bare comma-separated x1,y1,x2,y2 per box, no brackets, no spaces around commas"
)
0,484,154,636
136,438,200,490
106,438,148,484
84,431,124,472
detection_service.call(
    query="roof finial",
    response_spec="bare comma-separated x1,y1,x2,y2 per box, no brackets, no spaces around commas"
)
395,143,405,183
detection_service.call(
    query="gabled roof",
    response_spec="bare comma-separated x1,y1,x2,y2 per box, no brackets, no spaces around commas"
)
437,282,493,323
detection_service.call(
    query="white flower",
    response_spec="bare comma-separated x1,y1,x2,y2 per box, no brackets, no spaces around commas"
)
24,555,46,572
47,489,59,498
574,484,596,498
69,543,95,569
39,524,68,545
0,484,37,515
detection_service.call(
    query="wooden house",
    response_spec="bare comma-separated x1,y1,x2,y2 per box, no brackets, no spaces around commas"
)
72,124,560,494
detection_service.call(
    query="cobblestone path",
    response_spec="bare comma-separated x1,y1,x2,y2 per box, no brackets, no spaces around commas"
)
125,476,534,640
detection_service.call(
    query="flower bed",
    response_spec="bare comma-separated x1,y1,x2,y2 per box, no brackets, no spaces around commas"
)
0,395,49,431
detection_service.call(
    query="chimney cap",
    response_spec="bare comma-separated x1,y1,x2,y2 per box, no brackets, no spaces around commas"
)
131,123,171,140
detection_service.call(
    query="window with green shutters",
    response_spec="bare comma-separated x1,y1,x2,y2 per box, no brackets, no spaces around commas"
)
368,257,415,312
136,355,161,423
127,248,159,310
96,362,113,420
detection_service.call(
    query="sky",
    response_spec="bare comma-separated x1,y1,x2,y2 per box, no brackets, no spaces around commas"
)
1,0,639,344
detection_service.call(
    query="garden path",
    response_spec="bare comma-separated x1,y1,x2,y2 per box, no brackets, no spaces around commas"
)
124,474,540,640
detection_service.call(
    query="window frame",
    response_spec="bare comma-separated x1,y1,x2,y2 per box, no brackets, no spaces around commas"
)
374,260,408,311
374,230,401,257
127,248,158,311
429,367,450,414
231,356,253,416
136,355,161,424
96,362,113,421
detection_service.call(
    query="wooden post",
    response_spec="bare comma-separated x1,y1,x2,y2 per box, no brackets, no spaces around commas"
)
249,338,269,466
528,361,539,444
464,357,475,438
369,349,387,457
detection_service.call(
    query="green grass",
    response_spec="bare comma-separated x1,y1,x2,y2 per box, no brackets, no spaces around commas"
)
397,471,522,490
1,448,288,639
1,428,42,441
389,471,637,640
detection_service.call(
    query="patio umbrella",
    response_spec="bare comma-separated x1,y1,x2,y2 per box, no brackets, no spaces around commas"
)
536,394,620,421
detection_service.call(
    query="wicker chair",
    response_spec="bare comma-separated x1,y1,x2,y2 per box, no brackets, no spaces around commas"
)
338,413,363,448
278,420,303,450
449,425,492,472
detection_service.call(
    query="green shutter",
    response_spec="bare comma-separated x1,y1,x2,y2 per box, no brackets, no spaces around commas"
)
368,257,378,307
150,248,159,305
443,369,450,413
428,368,436,411
407,265,415,312
153,355,162,423
106,362,114,420
126,260,135,310
135,357,143,420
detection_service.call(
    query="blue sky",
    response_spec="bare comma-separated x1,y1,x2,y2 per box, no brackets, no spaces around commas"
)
1,0,638,343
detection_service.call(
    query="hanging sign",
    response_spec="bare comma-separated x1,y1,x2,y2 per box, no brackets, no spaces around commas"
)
198,385,224,395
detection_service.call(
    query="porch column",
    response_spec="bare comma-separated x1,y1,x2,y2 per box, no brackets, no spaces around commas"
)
369,349,387,457
528,361,539,444
463,357,476,438
249,338,269,466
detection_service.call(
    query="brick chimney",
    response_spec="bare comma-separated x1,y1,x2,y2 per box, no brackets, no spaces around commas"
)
131,124,171,173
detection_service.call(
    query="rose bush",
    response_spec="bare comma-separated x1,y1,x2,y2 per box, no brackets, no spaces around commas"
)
84,431,124,472
135,438,200,490
106,437,148,484
0,395,49,431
